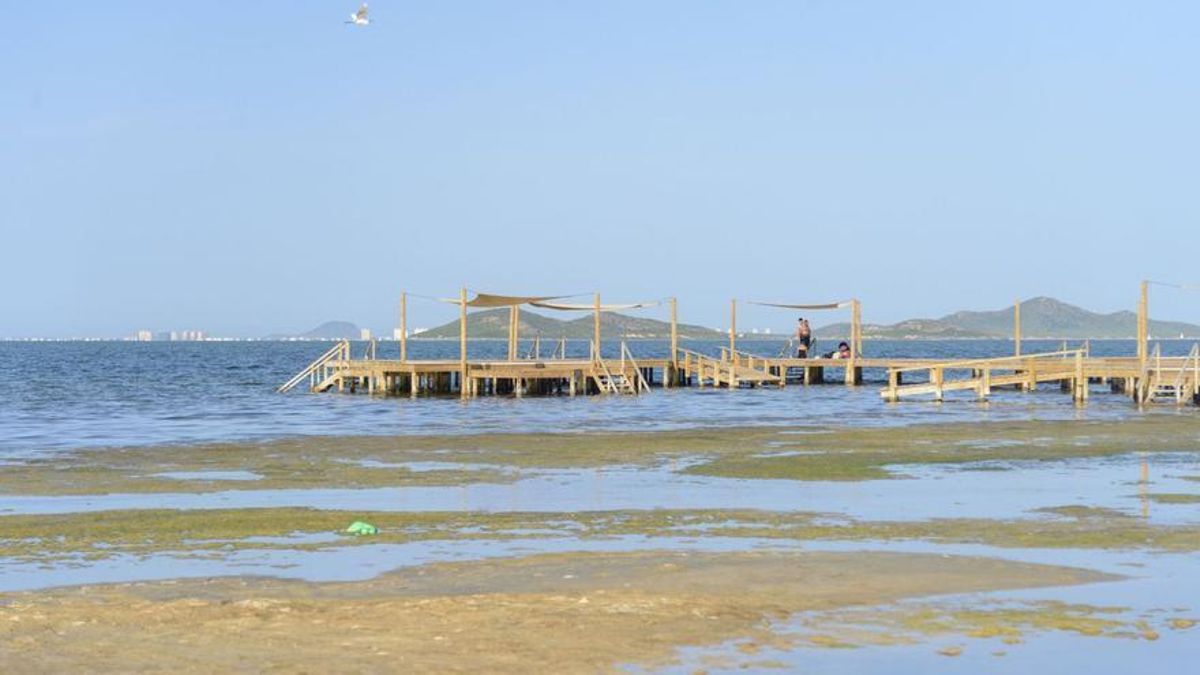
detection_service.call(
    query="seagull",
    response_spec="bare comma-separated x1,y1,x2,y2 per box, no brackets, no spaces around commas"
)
345,3,370,26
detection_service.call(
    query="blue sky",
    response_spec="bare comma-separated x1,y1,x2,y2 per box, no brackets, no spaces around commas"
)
2,1,1197,337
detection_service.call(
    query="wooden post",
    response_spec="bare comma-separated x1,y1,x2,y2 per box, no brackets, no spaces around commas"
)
1138,280,1149,366
670,297,679,369
1013,299,1021,357
593,293,601,361
399,292,408,363
729,299,737,354
851,299,863,358
932,367,944,402
1074,350,1087,403
507,305,519,361
459,287,468,398
978,367,991,401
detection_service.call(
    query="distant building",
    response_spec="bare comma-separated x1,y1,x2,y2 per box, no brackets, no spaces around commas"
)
360,328,372,340
160,330,208,341
135,330,153,342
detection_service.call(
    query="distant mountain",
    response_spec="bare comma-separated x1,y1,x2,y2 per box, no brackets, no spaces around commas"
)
416,308,724,340
267,320,361,340
817,297,1200,339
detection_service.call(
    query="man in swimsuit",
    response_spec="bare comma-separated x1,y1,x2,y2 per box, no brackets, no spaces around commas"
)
796,318,812,358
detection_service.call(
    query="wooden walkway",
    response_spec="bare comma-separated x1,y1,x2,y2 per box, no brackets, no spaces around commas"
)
278,340,1200,407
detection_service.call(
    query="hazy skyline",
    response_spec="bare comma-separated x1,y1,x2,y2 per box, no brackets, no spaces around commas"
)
3,1,1197,338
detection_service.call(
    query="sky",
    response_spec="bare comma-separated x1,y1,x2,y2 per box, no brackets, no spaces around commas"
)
2,1,1198,338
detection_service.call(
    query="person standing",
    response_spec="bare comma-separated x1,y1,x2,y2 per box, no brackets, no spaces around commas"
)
796,318,812,358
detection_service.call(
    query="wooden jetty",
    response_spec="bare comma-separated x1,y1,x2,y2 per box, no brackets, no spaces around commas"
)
278,285,1200,407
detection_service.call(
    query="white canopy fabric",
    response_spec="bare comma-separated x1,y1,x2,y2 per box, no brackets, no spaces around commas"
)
748,300,852,310
530,301,661,312
437,293,569,308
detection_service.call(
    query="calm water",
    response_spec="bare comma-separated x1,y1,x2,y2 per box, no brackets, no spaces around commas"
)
1,339,1195,457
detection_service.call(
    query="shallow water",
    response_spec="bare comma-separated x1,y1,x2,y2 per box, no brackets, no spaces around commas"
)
2,339,1195,457
662,542,1200,675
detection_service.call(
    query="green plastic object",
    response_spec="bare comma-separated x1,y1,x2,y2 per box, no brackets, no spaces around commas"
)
345,521,379,536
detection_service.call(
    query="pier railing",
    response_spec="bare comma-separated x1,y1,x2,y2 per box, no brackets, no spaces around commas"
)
621,341,651,393
277,340,350,393
881,348,1086,402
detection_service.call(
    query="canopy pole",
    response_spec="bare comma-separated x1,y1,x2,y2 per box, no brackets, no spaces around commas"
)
1013,298,1021,357
1138,280,1149,365
851,299,862,357
399,292,408,362
507,305,518,360
459,287,468,398
593,293,601,360
729,299,737,353
670,297,678,368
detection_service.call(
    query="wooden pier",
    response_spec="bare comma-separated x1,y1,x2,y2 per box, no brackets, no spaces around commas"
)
278,286,1200,408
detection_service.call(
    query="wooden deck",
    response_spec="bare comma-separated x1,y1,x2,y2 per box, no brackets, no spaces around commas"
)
278,340,1200,407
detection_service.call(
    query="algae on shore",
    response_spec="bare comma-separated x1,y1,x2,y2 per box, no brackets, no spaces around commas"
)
784,599,1173,651
3,505,1199,563
2,417,1199,495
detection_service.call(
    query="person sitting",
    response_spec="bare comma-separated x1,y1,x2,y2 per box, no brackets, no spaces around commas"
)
796,318,812,359
823,341,852,359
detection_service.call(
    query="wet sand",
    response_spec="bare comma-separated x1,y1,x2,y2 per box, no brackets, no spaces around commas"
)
1,417,1198,671
0,550,1113,673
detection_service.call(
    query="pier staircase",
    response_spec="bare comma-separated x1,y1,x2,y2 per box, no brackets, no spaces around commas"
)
1137,344,1200,404
278,340,351,393
590,342,650,395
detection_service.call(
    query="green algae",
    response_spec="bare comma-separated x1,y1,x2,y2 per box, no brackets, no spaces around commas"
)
0,456,513,496
1034,505,1134,520
785,599,1189,653
4,417,1200,495
1144,493,1200,504
897,602,1132,639
2,506,1199,564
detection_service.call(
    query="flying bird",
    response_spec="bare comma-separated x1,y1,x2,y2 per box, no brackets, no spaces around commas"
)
346,3,370,26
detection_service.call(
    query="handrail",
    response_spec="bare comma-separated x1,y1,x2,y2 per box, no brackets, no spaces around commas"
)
277,340,349,393
621,341,650,393
887,348,1085,375
1170,343,1198,393
590,341,619,393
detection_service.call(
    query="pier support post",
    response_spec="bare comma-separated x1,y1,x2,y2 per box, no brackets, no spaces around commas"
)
844,361,861,386
804,366,822,385
977,368,991,401
1074,351,1088,404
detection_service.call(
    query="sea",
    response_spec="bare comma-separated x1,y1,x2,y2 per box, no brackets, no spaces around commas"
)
1,338,1195,458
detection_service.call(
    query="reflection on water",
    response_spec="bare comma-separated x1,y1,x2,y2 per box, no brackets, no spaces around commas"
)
2,339,1197,457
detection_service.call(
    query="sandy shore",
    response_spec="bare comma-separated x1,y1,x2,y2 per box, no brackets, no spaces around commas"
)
0,550,1114,673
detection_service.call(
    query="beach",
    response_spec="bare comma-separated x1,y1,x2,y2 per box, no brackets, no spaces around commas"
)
2,416,1198,671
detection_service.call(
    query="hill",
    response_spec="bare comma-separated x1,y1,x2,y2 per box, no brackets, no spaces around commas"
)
817,297,1200,339
415,308,724,340
267,321,361,340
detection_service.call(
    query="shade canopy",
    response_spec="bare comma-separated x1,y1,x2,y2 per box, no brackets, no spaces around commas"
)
531,301,660,312
439,293,569,308
748,300,852,310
